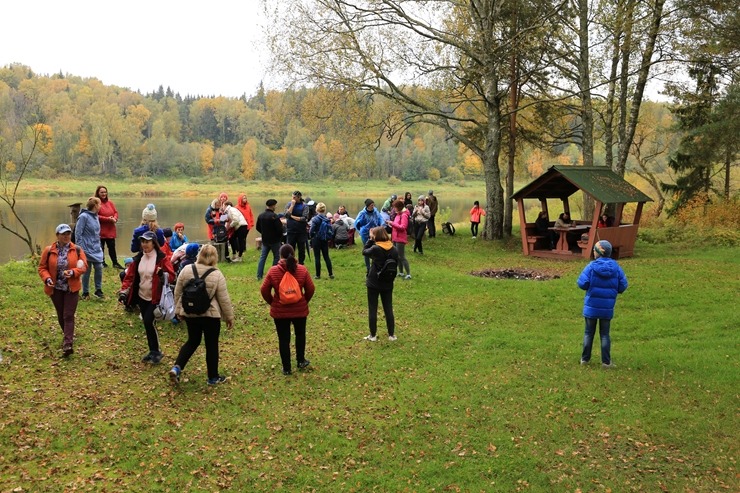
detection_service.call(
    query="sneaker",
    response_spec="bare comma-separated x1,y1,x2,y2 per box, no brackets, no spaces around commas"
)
141,352,153,362
62,345,74,357
94,290,104,299
102,261,109,268
314,275,320,279
113,263,125,270
602,363,616,369
297,359,310,369
256,276,263,281
282,369,292,375
472,236,476,239
397,272,404,277
150,352,164,364
580,359,589,365
207,375,227,385
169,365,181,384
329,274,334,279
364,335,377,342
388,335,397,341
81,293,90,301
404,274,412,280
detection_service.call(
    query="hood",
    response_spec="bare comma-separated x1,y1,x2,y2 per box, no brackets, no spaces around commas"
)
591,257,618,278
80,208,97,217
238,193,248,206
376,240,394,251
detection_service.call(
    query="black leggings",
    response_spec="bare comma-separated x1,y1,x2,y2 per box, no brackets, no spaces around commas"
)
273,317,307,372
100,238,119,264
312,239,333,277
471,221,479,237
367,287,395,337
137,299,160,353
174,317,221,379
229,225,248,257
413,222,426,253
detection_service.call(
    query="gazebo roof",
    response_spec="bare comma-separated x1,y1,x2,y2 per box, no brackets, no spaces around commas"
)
510,165,653,203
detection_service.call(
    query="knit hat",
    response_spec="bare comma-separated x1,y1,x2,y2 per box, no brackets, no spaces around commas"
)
418,195,426,201
365,198,374,207
142,203,157,222
123,257,134,266
594,240,612,258
185,243,200,258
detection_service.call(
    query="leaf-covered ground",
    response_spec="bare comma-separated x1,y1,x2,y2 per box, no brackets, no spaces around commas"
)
1,238,737,492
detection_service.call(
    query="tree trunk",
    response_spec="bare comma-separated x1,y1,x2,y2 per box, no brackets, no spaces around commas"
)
483,94,504,240
577,0,595,220
615,0,666,177
504,53,519,238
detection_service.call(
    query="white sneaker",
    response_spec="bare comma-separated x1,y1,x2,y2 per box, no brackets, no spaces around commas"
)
602,363,616,369
472,236,476,239
364,335,377,342
397,272,404,277
388,335,397,341
404,274,411,280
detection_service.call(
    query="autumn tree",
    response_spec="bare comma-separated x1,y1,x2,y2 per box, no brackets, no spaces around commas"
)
262,0,564,240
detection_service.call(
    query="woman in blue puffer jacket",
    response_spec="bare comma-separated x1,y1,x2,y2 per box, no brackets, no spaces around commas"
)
577,240,628,368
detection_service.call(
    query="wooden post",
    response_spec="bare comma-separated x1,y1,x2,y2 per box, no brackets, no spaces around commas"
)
517,198,529,255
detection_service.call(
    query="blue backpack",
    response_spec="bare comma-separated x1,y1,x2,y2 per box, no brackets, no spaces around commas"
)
317,218,334,241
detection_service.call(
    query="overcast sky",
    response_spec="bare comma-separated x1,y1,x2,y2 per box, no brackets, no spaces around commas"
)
1,0,270,98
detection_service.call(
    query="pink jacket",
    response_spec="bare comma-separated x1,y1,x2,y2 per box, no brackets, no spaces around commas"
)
389,209,409,244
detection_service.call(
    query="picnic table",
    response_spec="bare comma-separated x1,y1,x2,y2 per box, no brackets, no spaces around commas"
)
549,225,589,253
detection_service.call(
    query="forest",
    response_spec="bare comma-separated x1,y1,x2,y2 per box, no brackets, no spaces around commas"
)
1,0,737,239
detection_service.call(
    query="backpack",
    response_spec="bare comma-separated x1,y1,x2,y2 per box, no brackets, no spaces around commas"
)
317,218,334,241
278,269,302,304
442,222,456,235
377,255,398,282
212,223,228,243
181,265,216,314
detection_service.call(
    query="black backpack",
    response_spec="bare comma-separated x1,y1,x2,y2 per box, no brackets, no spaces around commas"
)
212,224,228,243
377,255,398,282
181,265,216,314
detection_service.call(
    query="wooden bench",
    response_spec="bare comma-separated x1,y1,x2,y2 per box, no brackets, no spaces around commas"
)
526,235,547,252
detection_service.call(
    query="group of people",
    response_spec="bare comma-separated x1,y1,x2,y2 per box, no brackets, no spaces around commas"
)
37,186,628,384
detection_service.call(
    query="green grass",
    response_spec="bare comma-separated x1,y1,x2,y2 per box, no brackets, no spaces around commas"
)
0,237,737,492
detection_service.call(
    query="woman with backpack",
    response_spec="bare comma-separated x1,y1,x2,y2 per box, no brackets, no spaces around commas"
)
362,227,400,342
260,244,315,375
308,202,335,279
387,199,411,280
169,244,235,385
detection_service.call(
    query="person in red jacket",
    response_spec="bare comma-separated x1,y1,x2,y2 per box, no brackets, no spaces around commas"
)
38,224,88,357
236,192,255,248
95,185,124,269
118,231,176,364
260,244,315,375
469,200,486,239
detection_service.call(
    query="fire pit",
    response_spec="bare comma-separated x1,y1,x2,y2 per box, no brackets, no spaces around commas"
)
471,268,560,281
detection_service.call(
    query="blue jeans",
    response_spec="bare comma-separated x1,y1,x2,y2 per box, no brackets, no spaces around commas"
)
82,261,103,295
257,242,280,279
581,317,611,364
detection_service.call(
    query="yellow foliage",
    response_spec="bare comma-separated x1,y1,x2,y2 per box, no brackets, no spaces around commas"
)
5,160,16,173
462,152,483,176
200,141,214,174
241,139,258,180
33,123,54,154
526,148,545,178
76,132,92,157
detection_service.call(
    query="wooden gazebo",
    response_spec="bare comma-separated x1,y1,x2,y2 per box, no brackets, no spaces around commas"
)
510,165,653,260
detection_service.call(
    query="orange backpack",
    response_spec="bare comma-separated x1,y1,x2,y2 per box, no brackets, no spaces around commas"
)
278,269,302,304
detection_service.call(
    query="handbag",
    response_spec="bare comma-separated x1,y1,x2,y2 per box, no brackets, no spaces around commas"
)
153,271,176,321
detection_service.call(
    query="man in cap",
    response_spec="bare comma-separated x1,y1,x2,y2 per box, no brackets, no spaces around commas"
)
284,191,310,264
256,199,285,280
426,190,439,238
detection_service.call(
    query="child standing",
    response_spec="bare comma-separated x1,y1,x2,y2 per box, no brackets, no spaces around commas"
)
577,240,628,368
469,200,486,238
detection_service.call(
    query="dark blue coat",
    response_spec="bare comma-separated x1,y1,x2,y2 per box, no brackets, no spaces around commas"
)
577,257,628,319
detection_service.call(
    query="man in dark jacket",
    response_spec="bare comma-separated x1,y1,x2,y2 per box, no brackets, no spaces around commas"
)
284,191,310,265
256,199,285,280
426,190,439,238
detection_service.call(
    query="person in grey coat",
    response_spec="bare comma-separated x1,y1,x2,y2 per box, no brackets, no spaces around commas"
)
75,196,105,299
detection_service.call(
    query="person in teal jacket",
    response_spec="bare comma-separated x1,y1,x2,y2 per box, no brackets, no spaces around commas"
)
577,240,628,368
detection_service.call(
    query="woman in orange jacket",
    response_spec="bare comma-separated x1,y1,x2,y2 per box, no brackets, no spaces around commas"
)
38,224,89,357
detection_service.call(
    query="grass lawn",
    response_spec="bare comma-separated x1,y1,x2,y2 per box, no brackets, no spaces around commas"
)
0,236,737,492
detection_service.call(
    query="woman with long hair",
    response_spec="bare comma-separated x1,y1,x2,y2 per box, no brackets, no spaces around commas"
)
387,200,411,279
412,195,431,254
170,244,235,385
260,244,315,375
95,185,123,269
119,230,176,364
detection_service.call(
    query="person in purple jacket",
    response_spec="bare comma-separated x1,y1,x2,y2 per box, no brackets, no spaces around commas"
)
577,240,628,368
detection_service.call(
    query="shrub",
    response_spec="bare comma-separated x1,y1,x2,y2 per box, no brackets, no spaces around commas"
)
427,168,441,181
387,175,400,186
